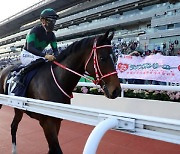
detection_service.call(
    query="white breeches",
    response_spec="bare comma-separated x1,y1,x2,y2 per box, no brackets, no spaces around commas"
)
20,50,45,66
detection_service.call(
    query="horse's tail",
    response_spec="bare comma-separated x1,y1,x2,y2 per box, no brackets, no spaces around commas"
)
0,64,20,109
0,70,3,109
0,65,15,110
1,64,16,87
0,70,4,109
0,68,5,94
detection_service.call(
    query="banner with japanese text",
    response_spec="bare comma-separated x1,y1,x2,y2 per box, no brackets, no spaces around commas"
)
116,54,180,83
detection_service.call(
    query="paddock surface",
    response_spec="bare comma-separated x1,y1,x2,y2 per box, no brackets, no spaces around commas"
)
0,105,179,154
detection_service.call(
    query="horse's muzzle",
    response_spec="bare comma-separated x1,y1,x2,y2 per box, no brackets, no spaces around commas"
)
102,83,121,99
110,87,121,99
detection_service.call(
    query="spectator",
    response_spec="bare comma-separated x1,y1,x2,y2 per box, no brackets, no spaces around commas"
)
169,42,175,56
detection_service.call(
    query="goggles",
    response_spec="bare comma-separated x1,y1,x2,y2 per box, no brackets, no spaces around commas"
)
46,18,56,24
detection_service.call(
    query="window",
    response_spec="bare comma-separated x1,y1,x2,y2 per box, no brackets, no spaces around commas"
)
147,24,151,28
156,25,166,30
167,24,174,29
175,23,180,28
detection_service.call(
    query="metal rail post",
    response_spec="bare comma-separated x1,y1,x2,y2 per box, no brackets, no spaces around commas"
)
83,118,118,154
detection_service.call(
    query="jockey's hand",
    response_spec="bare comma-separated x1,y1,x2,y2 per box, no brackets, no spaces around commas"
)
45,54,56,61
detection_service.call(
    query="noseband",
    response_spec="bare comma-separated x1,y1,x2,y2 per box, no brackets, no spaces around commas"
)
51,38,117,98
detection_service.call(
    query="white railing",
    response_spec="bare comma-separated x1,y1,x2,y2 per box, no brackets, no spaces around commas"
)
0,92,179,154
77,82,180,97
83,118,119,154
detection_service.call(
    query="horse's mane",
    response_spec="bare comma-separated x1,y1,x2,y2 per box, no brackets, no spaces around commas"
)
56,36,94,62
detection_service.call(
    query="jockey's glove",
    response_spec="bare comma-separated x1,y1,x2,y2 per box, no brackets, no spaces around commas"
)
45,54,56,61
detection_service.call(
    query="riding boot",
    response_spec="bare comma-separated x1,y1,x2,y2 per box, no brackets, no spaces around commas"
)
14,58,45,85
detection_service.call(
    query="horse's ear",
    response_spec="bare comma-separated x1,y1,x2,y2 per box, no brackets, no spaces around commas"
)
100,29,114,43
108,31,114,41
103,29,115,41
104,29,110,39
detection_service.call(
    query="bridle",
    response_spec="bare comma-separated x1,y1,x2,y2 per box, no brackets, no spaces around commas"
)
84,38,117,84
51,38,117,99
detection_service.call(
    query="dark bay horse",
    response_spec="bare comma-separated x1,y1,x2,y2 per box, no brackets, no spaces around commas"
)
0,30,121,154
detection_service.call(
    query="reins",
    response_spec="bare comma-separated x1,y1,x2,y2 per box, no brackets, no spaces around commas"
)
51,38,117,99
53,61,95,83
50,65,73,99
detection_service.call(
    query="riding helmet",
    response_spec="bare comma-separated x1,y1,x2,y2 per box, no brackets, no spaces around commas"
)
40,8,59,20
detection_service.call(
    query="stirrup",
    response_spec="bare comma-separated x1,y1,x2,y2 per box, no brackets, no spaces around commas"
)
15,79,25,87
13,75,25,87
13,75,21,82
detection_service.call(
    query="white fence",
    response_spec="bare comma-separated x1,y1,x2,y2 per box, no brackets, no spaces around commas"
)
0,82,180,153
0,90,180,153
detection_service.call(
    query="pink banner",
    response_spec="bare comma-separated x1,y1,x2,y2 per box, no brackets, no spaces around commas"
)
116,54,180,83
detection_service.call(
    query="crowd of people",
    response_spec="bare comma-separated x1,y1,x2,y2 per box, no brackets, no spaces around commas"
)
112,39,180,59
112,39,180,85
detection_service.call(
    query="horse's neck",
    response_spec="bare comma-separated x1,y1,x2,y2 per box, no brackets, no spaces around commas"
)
54,39,93,96
54,52,87,96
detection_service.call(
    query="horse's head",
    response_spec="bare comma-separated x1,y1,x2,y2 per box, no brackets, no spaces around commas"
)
85,30,121,99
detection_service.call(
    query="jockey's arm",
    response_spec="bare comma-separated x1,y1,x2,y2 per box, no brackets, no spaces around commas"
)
50,33,59,57
27,42,55,61
26,42,46,57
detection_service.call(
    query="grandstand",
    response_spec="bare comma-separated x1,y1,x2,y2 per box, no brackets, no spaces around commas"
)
0,0,180,69
0,1,179,153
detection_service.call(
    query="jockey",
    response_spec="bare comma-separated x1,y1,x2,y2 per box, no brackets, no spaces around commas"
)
14,8,59,84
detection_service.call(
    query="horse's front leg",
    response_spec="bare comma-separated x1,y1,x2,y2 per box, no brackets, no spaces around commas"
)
11,109,23,154
40,116,62,154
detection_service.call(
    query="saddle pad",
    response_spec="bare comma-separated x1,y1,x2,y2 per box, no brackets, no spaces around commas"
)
11,69,38,97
